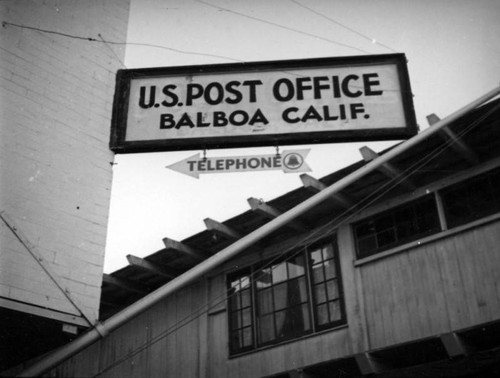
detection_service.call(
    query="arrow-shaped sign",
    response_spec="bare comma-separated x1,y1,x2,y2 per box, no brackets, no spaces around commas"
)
167,150,311,178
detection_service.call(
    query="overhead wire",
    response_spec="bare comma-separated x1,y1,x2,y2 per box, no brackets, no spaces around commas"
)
196,0,371,54
97,33,127,69
1,21,242,63
7,6,498,373
92,101,500,376
289,0,399,54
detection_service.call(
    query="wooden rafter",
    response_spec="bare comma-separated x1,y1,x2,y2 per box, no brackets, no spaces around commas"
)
102,273,148,294
354,353,388,375
440,332,471,357
247,197,307,232
359,146,416,190
162,237,209,261
126,254,181,279
288,369,319,378
427,113,479,164
204,218,242,240
300,173,354,208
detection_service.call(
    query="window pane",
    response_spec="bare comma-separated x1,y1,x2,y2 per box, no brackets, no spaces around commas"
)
354,195,440,258
377,229,396,247
314,283,327,304
256,268,272,288
242,308,252,327
259,314,275,343
376,214,393,232
329,301,342,322
276,306,310,339
288,255,305,278
357,235,377,255
317,303,329,326
230,311,241,329
242,326,253,347
310,248,323,265
229,291,240,311
240,276,250,289
288,277,307,306
312,264,324,283
272,262,288,283
241,288,251,308
257,287,273,315
324,260,336,280
301,304,312,331
231,330,242,349
326,280,339,301
273,282,288,311
322,244,334,260
442,167,500,228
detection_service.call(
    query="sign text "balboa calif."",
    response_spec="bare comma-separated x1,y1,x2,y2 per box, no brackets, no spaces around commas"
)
110,55,417,153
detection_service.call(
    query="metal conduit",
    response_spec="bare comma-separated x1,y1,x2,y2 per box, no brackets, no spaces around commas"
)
18,85,500,377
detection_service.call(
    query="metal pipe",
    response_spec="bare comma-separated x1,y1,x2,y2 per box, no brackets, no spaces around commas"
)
18,85,500,377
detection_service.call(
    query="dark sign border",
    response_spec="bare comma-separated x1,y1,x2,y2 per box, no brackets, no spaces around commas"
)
110,54,417,154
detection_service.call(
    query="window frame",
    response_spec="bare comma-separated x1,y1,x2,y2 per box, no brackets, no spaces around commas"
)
226,237,345,356
352,164,500,261
353,194,442,259
440,166,500,229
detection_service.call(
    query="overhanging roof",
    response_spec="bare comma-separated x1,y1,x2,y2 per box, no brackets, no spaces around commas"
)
100,97,500,320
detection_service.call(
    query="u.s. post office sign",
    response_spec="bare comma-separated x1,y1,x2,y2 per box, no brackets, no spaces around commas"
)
110,54,417,153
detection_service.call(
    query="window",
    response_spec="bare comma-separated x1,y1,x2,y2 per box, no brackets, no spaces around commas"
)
227,239,345,355
353,166,500,260
310,244,343,330
353,195,441,259
441,166,500,229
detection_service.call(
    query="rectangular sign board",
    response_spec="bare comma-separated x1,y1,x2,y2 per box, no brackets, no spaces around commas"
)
110,54,417,153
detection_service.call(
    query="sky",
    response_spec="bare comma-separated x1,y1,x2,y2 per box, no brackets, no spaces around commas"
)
103,0,500,272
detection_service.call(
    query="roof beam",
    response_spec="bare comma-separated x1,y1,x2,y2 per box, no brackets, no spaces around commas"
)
354,353,389,375
162,237,209,261
204,218,242,240
102,274,149,295
126,254,181,279
300,173,354,208
247,197,307,232
440,332,472,357
18,85,500,378
359,146,416,190
427,113,479,164
288,369,319,378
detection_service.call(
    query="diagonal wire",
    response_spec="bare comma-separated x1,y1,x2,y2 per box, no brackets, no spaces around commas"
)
92,101,500,376
196,0,370,54
2,21,242,62
289,0,399,53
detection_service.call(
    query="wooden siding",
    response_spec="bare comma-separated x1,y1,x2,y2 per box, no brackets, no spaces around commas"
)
358,219,500,350
46,218,500,377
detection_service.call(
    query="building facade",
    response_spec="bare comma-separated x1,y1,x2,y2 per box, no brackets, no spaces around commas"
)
39,98,500,377
0,0,129,371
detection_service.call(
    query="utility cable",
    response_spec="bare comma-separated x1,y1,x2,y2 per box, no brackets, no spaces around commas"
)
289,0,399,53
91,101,500,376
196,0,370,54
1,21,242,62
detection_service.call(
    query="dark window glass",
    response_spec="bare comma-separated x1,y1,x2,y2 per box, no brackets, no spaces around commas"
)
227,239,345,355
255,254,311,345
227,272,254,354
309,243,344,330
353,195,441,259
441,167,500,228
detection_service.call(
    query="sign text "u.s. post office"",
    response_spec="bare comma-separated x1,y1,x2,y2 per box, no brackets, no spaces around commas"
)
110,54,417,153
